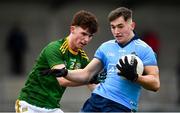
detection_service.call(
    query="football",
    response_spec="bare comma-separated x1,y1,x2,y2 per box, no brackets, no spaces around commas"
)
119,54,144,75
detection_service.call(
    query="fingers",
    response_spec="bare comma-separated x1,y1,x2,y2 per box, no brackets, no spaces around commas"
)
119,59,125,67
116,63,123,74
51,69,62,74
123,56,137,66
40,67,68,77
133,58,138,67
124,56,129,65
116,63,121,70
41,69,51,75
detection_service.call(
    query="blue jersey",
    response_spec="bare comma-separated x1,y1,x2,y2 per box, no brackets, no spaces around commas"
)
93,35,157,111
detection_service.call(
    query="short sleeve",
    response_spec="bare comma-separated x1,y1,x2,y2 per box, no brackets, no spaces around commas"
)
141,46,157,66
94,44,106,67
44,42,64,68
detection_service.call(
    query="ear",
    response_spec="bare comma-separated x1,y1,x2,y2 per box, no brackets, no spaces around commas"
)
70,26,75,34
131,22,136,30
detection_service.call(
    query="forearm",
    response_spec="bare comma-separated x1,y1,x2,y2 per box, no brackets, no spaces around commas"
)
65,58,103,84
65,69,92,84
57,77,88,87
136,74,160,92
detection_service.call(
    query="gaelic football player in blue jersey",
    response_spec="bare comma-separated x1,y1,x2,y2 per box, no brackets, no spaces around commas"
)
45,7,160,112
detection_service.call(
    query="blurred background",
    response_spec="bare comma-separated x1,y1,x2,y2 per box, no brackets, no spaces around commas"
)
0,0,180,112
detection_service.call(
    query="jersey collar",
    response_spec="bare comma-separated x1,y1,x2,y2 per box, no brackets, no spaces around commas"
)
66,37,79,55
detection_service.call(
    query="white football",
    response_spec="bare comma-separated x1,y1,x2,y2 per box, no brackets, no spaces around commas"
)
119,54,144,75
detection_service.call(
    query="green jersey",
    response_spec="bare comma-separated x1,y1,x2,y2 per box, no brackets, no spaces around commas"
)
18,37,89,109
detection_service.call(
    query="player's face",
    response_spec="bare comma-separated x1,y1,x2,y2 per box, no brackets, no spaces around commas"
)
71,26,93,50
110,16,135,45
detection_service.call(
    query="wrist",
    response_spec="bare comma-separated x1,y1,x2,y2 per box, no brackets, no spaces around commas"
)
62,68,68,77
55,67,68,77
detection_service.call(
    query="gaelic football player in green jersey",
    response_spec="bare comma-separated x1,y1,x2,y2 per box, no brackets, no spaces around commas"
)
15,10,99,113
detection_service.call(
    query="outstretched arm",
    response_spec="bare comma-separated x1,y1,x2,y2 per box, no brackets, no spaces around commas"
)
57,77,87,87
52,64,86,87
42,58,103,85
66,58,103,84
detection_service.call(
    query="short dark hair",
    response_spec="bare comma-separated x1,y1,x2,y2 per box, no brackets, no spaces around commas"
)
108,7,132,22
71,10,98,34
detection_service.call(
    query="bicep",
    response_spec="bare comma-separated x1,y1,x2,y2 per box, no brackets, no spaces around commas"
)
144,65,159,78
137,65,160,91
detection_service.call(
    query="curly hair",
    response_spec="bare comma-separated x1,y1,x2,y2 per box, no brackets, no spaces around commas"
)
71,10,98,34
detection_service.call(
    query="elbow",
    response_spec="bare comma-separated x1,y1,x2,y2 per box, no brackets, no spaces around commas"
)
145,80,160,92
152,82,160,92
150,77,161,92
152,86,160,92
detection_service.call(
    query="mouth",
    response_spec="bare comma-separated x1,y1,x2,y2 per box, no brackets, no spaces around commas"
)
115,35,123,39
116,33,123,37
115,35,124,42
80,42,87,47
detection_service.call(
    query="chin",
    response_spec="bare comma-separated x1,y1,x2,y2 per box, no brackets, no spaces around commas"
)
78,46,83,49
116,39,122,43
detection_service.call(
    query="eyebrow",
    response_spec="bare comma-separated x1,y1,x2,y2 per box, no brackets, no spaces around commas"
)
110,23,123,27
82,32,93,37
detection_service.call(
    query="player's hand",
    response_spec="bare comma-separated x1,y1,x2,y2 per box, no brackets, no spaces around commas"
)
89,70,107,84
41,67,68,77
116,56,138,82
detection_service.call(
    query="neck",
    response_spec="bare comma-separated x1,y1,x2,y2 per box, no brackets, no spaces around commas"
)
129,31,135,41
67,34,78,52
121,31,135,45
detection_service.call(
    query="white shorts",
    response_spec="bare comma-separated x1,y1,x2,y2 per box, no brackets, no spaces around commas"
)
15,100,64,113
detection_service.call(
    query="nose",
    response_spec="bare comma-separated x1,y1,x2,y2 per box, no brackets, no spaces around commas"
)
114,27,120,34
84,36,90,42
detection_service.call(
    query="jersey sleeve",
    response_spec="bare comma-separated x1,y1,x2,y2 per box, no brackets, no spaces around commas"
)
94,44,106,67
44,42,64,68
141,45,157,66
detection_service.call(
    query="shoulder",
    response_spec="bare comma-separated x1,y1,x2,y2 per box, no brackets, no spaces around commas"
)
134,39,152,49
103,39,116,44
134,39,154,56
100,39,116,47
42,38,66,54
48,38,66,47
95,39,116,53
46,39,62,47
45,38,68,54
133,39,156,62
